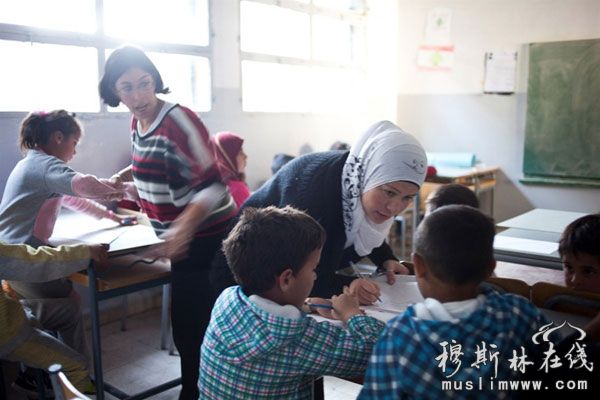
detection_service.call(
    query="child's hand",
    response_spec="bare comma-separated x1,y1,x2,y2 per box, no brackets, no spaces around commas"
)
304,297,336,319
109,212,138,226
382,259,410,284
349,278,381,305
331,287,362,323
88,244,108,264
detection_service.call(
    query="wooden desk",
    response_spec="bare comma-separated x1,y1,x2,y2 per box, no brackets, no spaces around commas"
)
494,209,587,270
422,165,499,215
50,210,179,400
494,261,564,287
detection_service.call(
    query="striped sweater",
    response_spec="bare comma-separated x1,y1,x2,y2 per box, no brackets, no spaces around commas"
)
0,243,90,356
131,102,236,237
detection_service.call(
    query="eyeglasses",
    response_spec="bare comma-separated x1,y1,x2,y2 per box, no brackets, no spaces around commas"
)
115,79,155,97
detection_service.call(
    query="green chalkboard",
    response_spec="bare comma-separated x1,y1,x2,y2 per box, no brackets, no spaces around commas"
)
522,39,600,187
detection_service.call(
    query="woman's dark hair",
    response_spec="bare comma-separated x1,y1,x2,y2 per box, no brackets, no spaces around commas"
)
19,110,80,152
99,45,170,107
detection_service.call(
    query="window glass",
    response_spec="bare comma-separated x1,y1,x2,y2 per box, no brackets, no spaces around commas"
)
104,0,209,46
313,0,364,12
240,1,310,59
0,40,99,112
312,16,352,64
106,50,211,112
242,61,311,112
0,0,96,33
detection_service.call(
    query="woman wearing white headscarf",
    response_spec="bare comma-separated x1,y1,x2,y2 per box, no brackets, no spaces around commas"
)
210,121,427,303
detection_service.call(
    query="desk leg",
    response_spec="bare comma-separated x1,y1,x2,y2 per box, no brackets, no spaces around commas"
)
160,284,170,350
88,262,105,400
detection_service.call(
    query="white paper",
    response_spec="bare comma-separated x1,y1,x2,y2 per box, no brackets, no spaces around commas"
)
363,275,423,322
484,51,517,93
494,235,558,255
49,210,162,254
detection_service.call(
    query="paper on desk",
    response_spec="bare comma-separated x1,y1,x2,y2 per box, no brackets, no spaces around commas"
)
364,275,423,322
49,210,163,254
494,235,557,255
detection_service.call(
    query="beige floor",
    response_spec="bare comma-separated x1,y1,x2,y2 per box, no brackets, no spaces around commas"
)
3,307,363,399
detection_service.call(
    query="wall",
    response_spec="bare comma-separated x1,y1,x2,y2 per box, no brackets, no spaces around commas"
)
396,0,600,221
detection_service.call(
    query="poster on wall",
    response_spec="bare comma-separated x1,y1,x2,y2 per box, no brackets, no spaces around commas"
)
483,51,517,94
425,8,452,44
418,8,454,70
417,44,455,70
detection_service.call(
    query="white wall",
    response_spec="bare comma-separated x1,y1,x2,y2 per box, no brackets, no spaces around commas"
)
396,0,600,221
0,0,400,192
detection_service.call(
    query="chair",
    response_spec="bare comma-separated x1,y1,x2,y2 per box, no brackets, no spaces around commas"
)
48,364,91,400
482,277,531,299
531,282,600,317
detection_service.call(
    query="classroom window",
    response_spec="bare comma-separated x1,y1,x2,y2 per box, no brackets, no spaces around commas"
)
0,0,96,33
0,40,99,112
103,0,209,46
0,0,211,113
240,0,367,113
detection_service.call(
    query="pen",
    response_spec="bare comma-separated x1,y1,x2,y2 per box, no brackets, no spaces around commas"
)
306,303,334,310
350,262,382,303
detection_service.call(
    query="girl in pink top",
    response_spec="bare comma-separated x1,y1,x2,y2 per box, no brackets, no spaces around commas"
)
211,131,251,208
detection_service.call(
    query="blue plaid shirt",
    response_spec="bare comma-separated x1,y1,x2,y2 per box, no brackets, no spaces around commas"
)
359,289,550,400
200,286,385,399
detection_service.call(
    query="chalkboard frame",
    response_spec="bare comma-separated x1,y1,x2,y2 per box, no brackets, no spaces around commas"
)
521,38,600,188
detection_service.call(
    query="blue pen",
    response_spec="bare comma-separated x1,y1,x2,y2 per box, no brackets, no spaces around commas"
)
306,303,334,310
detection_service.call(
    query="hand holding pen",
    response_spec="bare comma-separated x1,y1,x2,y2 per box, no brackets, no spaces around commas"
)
349,262,382,305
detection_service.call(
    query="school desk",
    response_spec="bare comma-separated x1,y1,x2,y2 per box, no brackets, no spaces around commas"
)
423,165,499,216
49,209,179,400
494,208,587,270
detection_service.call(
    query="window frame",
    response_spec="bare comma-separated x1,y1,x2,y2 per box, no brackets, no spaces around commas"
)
0,0,213,116
239,0,368,113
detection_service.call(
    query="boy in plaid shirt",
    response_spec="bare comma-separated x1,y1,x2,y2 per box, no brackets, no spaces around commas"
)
359,205,549,399
199,206,385,399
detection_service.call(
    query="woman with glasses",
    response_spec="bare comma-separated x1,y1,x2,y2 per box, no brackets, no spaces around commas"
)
99,45,237,400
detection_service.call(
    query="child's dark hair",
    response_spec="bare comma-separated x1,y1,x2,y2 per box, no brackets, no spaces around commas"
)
19,110,80,152
222,206,326,295
558,213,600,258
99,45,170,107
427,183,479,211
415,205,495,285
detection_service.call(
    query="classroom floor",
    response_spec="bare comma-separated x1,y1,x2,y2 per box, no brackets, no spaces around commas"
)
3,307,362,400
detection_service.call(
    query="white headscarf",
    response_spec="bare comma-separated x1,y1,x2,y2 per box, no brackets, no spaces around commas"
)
342,120,427,256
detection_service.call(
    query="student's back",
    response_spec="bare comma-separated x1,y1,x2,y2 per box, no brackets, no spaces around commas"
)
359,205,549,400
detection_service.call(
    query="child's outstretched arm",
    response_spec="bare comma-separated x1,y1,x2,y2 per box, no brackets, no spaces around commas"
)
0,242,107,282
62,196,136,225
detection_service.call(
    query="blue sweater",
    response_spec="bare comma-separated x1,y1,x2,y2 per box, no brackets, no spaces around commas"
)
210,151,397,297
